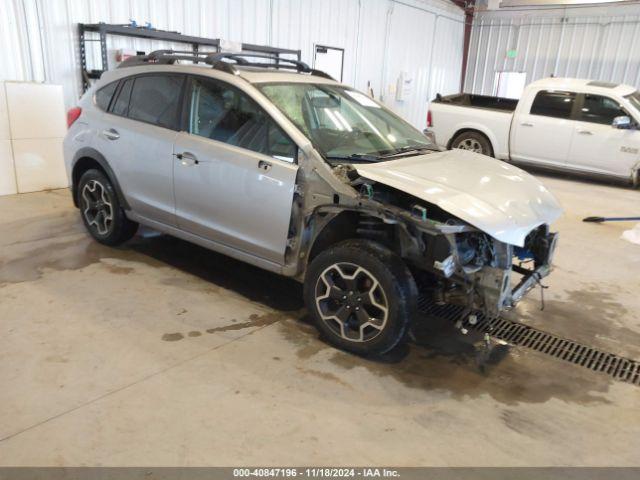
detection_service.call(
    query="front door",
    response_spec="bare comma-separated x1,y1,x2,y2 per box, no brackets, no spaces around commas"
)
510,89,577,168
567,93,640,179
173,76,299,265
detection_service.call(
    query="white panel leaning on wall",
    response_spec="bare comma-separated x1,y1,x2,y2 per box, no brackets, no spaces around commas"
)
0,83,18,196
1,82,69,196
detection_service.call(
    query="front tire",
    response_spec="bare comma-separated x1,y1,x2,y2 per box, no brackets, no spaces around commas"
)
451,131,494,157
77,169,138,246
304,240,418,356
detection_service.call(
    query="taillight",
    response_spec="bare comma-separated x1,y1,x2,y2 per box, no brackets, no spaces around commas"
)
427,109,433,128
67,107,82,128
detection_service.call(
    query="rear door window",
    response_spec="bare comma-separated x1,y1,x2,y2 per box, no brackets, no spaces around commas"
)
577,94,626,125
111,78,133,116
127,75,184,130
187,76,297,161
530,90,576,119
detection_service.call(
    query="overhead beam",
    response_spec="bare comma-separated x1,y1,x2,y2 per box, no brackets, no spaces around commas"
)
500,0,633,7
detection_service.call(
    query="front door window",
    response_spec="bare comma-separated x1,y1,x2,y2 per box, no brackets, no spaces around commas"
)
188,77,297,162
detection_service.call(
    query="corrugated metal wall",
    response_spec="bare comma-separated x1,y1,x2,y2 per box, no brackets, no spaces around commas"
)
465,4,640,95
0,0,464,129
382,1,464,126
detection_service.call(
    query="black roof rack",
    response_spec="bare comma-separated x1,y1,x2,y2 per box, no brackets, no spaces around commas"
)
117,50,336,81
117,50,219,67
208,53,335,80
208,52,312,73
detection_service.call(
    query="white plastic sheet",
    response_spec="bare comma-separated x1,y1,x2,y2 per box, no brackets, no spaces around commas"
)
621,223,640,245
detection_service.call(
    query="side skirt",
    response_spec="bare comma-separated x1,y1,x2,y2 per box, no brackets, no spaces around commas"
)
125,212,287,277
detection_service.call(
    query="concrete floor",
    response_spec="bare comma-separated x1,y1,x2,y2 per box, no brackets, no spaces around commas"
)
0,174,639,466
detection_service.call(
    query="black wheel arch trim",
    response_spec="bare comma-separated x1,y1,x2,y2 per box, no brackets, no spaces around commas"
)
71,147,130,210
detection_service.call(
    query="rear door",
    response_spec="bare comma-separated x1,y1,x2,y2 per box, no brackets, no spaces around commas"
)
172,76,299,265
567,93,640,178
510,90,577,167
102,73,185,226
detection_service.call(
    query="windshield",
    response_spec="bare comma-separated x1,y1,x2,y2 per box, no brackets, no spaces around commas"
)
257,83,434,162
625,91,640,112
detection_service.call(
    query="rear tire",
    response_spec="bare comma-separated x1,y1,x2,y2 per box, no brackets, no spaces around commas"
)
451,131,494,157
77,169,138,246
304,239,418,356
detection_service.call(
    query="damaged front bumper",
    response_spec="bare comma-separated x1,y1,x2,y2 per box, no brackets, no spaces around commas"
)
432,227,558,317
474,232,558,316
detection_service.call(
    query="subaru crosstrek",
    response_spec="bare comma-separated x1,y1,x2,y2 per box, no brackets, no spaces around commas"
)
64,51,562,356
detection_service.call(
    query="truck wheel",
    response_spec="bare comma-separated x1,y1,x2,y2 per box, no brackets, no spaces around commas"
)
452,131,494,157
78,169,138,246
304,239,418,356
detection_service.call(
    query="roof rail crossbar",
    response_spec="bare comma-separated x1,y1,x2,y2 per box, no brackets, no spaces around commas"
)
117,49,335,81
118,49,220,68
207,53,312,73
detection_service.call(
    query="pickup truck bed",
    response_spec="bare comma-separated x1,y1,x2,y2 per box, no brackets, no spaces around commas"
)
434,93,518,112
429,94,515,159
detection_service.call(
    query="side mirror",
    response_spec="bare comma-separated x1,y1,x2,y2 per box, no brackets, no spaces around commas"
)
612,115,632,129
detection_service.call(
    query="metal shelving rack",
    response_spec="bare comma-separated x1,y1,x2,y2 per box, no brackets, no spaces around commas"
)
78,22,302,92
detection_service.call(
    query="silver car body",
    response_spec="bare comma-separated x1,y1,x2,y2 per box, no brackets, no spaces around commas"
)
64,62,562,316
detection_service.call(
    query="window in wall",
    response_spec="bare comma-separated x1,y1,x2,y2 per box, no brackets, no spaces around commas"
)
128,75,184,130
530,90,576,119
578,94,626,125
188,77,297,161
493,71,526,100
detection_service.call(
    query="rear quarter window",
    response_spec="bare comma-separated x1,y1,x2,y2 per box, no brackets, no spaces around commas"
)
111,78,134,116
95,82,118,111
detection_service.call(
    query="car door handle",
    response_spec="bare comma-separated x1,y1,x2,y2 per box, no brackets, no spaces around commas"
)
577,130,593,135
520,122,534,127
258,160,272,171
102,128,120,140
175,152,199,166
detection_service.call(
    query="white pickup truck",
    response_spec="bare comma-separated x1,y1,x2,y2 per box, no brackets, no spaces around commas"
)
428,77,640,186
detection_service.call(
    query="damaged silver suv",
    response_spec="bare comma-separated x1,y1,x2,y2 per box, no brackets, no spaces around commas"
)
64,51,562,356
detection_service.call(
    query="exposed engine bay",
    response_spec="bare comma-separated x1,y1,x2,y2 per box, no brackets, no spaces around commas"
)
299,158,559,319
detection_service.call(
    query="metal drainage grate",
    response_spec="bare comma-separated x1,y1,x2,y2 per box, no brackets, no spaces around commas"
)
418,297,640,386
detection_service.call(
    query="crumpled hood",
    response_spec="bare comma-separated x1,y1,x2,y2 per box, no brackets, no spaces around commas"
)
354,149,563,246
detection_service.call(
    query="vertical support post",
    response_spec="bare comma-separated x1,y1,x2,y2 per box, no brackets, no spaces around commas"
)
460,5,474,93
79,24,89,92
99,24,108,75
193,43,199,64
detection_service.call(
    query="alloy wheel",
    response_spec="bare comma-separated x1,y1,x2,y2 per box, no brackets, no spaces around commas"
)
314,262,389,343
457,138,483,153
81,180,114,235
